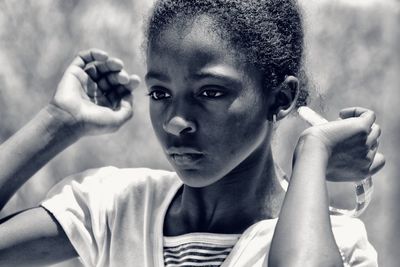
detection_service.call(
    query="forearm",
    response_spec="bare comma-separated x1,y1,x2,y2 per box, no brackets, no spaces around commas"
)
269,136,343,267
0,104,79,210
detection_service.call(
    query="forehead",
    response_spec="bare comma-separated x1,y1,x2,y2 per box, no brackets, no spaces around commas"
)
146,15,242,71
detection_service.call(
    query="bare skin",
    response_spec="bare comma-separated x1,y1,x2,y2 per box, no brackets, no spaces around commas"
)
0,49,140,266
146,18,287,235
145,17,385,267
0,24,385,267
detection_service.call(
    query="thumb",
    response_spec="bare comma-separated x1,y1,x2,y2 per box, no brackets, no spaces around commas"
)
107,93,134,126
84,93,133,130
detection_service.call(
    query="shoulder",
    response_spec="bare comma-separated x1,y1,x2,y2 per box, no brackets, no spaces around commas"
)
331,216,378,266
40,167,180,267
44,166,180,208
48,166,177,192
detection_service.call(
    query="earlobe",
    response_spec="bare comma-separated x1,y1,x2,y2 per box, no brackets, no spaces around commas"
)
271,75,299,121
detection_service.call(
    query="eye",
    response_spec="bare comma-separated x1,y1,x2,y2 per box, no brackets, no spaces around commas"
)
147,87,171,100
199,88,225,98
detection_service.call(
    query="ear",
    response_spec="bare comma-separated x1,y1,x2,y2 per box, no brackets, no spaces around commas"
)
269,75,299,121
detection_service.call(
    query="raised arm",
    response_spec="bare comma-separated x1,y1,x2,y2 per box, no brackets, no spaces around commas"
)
268,107,385,267
0,49,140,266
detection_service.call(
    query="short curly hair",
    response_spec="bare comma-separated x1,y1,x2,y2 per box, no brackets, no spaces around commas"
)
145,0,309,107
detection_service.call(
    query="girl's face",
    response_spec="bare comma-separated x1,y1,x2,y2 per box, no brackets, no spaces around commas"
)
146,16,273,187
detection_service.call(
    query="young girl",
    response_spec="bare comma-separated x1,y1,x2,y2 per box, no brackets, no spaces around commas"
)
0,0,384,266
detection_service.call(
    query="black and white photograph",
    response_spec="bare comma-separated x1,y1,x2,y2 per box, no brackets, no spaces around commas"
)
0,0,398,266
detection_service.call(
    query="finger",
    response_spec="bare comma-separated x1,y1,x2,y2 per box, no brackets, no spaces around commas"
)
115,93,134,123
116,85,129,96
90,93,112,108
107,70,130,85
96,58,124,74
369,152,385,176
339,107,375,127
71,57,86,68
340,107,371,118
66,65,98,97
106,91,121,110
370,140,379,151
318,118,370,141
72,49,108,68
79,48,108,63
84,77,99,98
124,74,141,92
98,71,132,93
366,145,378,163
366,123,381,148
111,86,132,104
84,62,101,81
66,65,88,84
88,94,133,128
97,77,129,92
106,85,134,109
97,77,112,92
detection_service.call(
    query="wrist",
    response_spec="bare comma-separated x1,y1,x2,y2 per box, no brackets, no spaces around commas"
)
42,103,83,142
295,133,331,164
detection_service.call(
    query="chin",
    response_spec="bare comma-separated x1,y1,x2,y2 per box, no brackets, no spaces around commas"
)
174,168,221,188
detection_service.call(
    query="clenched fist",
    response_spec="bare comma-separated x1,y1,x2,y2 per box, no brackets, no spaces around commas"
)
298,107,385,182
50,48,140,136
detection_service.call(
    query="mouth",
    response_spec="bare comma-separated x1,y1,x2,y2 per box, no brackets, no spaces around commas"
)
170,153,204,167
166,147,204,167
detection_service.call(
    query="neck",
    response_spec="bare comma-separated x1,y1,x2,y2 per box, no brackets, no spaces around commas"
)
165,141,285,235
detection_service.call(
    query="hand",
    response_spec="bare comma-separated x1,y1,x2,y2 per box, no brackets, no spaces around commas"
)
50,48,140,136
299,107,385,182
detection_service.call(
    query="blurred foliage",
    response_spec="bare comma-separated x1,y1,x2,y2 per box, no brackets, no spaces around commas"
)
0,0,398,266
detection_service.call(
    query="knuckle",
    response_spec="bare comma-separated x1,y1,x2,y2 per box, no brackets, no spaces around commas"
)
376,124,382,136
368,110,376,121
374,140,380,149
127,109,134,118
124,110,134,123
358,121,371,135
302,126,323,137
380,155,386,167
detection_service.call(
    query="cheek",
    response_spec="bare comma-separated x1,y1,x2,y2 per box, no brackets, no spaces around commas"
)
229,96,266,136
149,106,165,141
209,98,268,157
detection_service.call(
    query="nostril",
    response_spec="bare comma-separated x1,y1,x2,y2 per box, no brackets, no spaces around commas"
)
163,116,196,136
180,125,196,135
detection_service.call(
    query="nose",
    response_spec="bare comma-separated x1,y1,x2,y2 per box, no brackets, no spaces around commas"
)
163,116,197,136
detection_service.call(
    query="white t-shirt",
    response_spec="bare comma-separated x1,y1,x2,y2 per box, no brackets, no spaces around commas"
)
40,166,378,267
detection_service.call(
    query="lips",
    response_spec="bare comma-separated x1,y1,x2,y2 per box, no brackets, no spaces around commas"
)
166,146,203,154
166,147,204,167
170,153,203,166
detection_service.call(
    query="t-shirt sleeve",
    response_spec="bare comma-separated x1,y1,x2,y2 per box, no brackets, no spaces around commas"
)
40,166,119,267
331,216,378,267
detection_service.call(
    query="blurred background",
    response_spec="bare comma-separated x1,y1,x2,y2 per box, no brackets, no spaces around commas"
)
0,0,398,266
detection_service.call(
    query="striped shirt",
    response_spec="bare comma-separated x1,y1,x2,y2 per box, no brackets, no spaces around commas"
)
163,233,241,267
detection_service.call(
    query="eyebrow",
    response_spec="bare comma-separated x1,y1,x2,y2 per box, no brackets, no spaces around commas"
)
145,71,171,83
190,71,242,86
145,69,242,87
